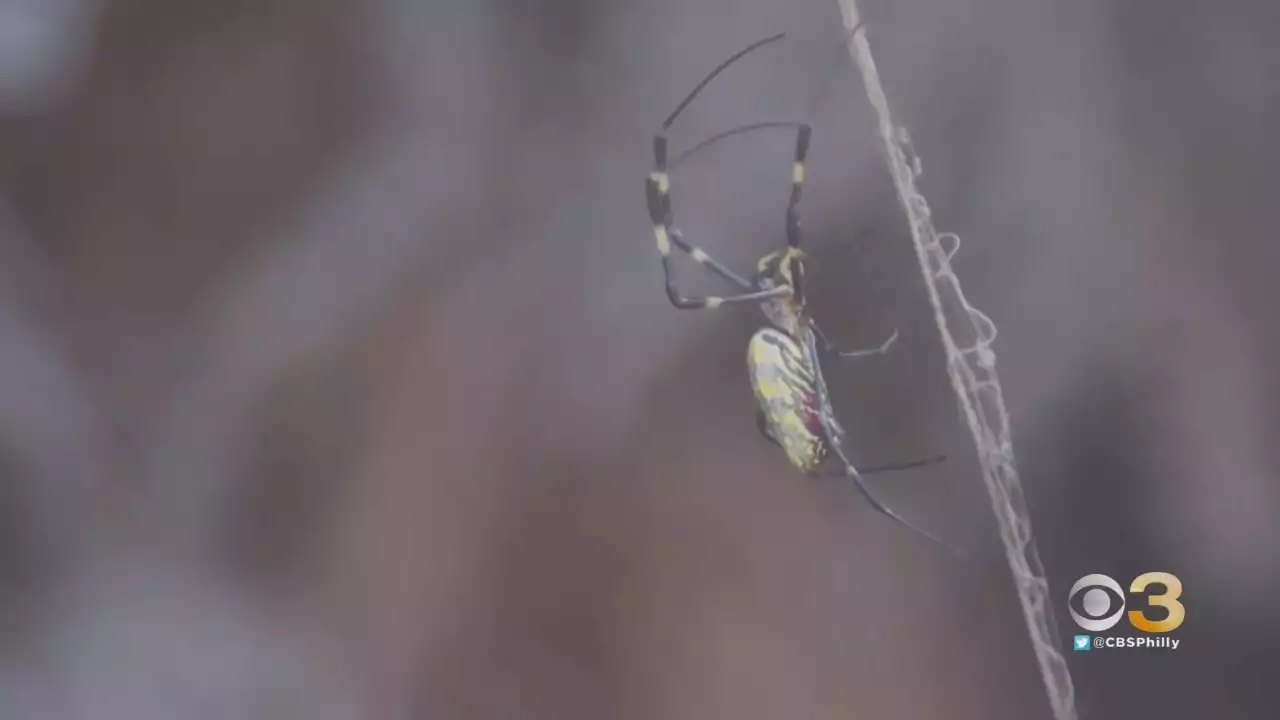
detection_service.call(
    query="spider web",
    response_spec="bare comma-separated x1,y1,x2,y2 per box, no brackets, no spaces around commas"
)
834,2,1077,719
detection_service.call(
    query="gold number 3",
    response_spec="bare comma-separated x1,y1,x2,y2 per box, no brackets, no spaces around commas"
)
1128,572,1185,632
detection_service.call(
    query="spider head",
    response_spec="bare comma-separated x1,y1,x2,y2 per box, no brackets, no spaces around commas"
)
755,247,807,333
756,246,807,297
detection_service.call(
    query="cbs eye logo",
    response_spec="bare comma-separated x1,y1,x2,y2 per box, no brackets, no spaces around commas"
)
1067,572,1185,633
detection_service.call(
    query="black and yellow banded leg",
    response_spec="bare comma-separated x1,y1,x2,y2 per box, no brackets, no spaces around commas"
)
647,134,788,309
780,124,813,300
668,228,753,289
785,124,812,250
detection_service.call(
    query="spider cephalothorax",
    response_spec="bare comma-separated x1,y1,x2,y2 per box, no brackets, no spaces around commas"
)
643,31,956,552
755,246,808,336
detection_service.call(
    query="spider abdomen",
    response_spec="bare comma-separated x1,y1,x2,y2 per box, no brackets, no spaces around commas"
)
747,327,828,473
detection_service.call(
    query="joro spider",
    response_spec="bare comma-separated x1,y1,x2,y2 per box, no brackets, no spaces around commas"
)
644,31,958,553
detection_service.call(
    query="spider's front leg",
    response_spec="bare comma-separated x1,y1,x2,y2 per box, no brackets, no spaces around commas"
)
646,135,792,309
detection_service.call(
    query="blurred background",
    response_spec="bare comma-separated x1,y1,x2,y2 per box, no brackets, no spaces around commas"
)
0,0,1276,718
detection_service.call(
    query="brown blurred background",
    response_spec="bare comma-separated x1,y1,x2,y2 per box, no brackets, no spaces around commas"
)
0,0,1276,718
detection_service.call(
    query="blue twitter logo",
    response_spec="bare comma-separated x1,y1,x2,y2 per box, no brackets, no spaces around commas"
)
1073,635,1092,652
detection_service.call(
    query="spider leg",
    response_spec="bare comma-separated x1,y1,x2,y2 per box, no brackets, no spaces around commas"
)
788,123,898,359
809,367,964,556
785,125,811,250
670,229,753,289
817,453,946,476
821,428,965,556
755,409,781,446
811,321,899,359
647,134,792,309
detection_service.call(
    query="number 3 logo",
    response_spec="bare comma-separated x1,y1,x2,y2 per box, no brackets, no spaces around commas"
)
1127,572,1186,633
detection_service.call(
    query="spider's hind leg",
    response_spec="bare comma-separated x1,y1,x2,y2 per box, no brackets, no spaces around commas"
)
812,384,962,555
817,452,947,477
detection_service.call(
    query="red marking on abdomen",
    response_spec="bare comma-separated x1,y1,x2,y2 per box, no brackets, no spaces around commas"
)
800,390,825,437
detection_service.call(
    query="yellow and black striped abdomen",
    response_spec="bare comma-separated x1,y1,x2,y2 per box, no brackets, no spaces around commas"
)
747,327,828,473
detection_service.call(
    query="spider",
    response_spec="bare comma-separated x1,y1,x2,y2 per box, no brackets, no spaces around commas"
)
644,31,958,553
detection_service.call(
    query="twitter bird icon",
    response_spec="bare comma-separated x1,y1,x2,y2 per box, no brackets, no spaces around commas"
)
1073,635,1092,652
